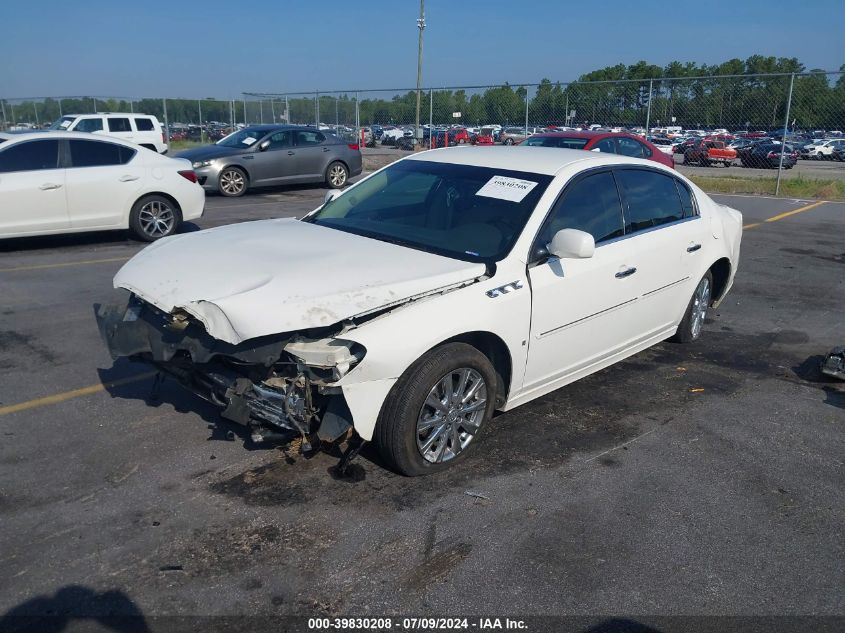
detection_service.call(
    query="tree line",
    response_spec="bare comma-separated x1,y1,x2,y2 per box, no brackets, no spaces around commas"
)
3,57,844,131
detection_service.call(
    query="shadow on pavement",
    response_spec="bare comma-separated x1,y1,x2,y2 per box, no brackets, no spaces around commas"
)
0,585,150,633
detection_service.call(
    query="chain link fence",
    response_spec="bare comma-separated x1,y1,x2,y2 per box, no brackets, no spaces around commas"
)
2,71,843,195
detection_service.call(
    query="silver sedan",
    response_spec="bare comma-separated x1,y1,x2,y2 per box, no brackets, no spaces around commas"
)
176,125,363,197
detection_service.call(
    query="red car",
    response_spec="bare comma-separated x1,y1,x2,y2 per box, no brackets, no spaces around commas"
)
520,131,675,169
449,128,471,144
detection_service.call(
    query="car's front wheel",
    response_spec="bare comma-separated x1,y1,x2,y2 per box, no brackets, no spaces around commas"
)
129,194,181,242
504,138,514,145
218,166,248,197
326,161,349,189
375,342,497,476
672,271,713,343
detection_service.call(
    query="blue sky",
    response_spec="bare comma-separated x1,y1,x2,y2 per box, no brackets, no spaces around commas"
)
2,0,843,98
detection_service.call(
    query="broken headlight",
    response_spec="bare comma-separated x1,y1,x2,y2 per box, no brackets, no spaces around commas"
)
283,337,365,383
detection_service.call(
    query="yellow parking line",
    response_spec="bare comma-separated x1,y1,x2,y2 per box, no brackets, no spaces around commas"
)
743,200,827,230
0,371,157,416
0,256,131,273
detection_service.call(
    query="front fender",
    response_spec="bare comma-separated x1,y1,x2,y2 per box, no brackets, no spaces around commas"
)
335,260,532,439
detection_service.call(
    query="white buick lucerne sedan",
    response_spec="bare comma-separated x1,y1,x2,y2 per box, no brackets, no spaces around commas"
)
97,146,742,475
0,132,204,241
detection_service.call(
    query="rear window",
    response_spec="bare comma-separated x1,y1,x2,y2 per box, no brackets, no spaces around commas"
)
107,117,132,132
69,139,136,167
615,169,685,233
523,136,589,150
134,118,155,131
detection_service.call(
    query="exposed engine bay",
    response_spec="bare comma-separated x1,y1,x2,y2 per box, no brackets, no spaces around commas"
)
95,293,367,460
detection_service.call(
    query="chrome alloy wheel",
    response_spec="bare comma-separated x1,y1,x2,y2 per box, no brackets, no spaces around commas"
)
690,276,711,339
220,169,246,195
328,164,347,187
138,199,175,238
416,368,487,464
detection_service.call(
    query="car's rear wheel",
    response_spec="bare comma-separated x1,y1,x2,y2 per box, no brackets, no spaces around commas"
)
504,138,514,145
129,195,181,242
326,161,349,189
375,342,497,476
672,271,713,343
218,167,248,197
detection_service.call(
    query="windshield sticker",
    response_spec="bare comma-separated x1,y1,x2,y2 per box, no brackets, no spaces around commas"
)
241,136,257,146
60,120,71,128
475,175,538,203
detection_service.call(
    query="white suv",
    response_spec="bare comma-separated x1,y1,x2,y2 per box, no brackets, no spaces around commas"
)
49,113,168,154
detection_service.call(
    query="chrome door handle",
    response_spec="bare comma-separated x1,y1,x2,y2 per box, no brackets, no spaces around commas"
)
287,151,295,155
322,147,330,152
119,175,139,182
39,183,62,190
615,267,637,278
686,243,701,252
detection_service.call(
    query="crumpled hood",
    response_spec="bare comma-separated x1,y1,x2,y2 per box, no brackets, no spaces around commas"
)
113,219,486,345
174,144,247,162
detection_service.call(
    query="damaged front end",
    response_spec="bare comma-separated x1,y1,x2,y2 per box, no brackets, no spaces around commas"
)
95,293,365,454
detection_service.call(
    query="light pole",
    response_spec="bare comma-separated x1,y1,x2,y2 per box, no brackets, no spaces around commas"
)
414,0,425,147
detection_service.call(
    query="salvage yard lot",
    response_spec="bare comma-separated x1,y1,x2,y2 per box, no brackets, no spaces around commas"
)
0,185,843,622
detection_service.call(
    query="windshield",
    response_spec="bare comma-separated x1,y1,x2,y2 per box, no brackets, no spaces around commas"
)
304,159,552,262
49,116,75,130
216,128,267,148
523,136,589,150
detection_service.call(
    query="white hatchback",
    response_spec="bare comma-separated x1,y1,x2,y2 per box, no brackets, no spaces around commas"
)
98,147,742,475
0,132,204,241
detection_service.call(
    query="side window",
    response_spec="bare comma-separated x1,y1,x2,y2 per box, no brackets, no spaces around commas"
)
537,171,625,248
616,169,684,233
638,140,652,157
616,137,645,158
75,118,103,133
0,140,60,173
295,131,326,146
592,138,616,153
134,118,154,131
675,180,697,218
68,139,135,167
108,118,132,132
267,130,292,149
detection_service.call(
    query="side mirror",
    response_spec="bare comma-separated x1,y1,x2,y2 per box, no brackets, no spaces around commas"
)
547,228,595,259
258,140,270,151
324,189,343,204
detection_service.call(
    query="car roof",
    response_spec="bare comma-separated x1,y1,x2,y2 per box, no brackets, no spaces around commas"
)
529,131,642,140
406,146,669,176
0,131,144,147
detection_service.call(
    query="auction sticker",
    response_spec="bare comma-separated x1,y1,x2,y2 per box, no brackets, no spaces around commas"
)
475,175,538,203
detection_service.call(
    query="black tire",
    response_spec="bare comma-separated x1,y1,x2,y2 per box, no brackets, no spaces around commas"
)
129,194,182,242
218,166,248,197
325,161,349,189
375,342,498,476
504,138,514,145
671,270,713,344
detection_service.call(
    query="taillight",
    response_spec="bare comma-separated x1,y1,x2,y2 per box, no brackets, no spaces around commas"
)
162,132,167,144
178,170,198,183
347,143,360,151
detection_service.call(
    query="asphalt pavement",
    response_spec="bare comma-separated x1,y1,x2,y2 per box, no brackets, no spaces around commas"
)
0,184,843,630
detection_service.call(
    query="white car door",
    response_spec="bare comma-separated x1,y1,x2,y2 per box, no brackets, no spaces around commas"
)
522,170,648,394
65,139,144,228
0,138,69,235
612,168,709,332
